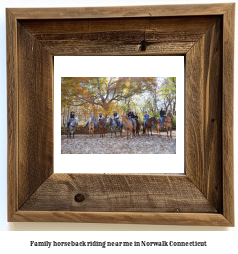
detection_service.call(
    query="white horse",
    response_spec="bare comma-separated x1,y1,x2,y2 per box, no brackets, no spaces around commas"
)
107,117,123,137
67,117,78,139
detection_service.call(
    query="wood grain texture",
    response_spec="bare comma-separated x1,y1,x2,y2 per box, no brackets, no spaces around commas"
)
8,4,233,19
20,174,217,213
20,16,218,34
7,9,18,221
186,18,223,212
11,211,232,226
222,4,235,226
19,17,218,56
38,41,194,56
18,23,54,208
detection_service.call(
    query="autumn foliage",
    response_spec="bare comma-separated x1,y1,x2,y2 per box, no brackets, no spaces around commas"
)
61,77,176,126
62,77,157,116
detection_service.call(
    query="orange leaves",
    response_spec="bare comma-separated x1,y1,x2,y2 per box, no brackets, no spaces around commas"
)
62,77,160,118
125,81,130,87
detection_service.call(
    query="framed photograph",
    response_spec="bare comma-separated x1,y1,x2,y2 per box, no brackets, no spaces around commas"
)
55,56,184,174
7,3,234,225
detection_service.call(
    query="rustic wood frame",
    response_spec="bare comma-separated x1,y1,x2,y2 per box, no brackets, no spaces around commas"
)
7,4,234,226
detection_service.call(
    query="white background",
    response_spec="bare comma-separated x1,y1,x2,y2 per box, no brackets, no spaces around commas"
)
0,0,237,253
55,56,184,173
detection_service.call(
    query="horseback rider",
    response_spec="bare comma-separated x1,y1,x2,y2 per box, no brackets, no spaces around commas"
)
66,111,75,129
143,111,149,128
127,109,135,128
96,113,106,128
84,112,96,127
134,112,139,122
113,110,120,127
160,107,166,127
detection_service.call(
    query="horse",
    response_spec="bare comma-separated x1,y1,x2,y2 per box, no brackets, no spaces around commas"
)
134,120,141,136
107,117,123,137
143,117,157,136
88,116,95,138
98,117,107,138
67,117,78,139
121,115,136,139
157,111,173,138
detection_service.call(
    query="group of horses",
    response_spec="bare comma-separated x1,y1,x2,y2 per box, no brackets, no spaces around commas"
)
67,111,174,139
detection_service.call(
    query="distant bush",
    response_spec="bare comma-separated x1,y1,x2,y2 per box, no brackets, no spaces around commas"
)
151,112,160,118
172,116,176,129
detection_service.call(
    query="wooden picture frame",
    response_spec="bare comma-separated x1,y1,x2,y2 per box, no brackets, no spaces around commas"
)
7,3,234,226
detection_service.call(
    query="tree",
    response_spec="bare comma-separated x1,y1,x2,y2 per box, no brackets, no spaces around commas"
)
61,77,157,116
159,77,176,115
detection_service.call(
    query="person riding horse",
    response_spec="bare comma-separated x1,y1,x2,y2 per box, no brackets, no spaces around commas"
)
66,111,75,129
96,113,106,128
134,112,139,122
84,112,96,128
160,107,166,127
134,112,140,135
113,110,120,128
143,111,149,128
127,109,135,128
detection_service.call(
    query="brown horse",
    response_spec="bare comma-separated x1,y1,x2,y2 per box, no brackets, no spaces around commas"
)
98,117,106,138
134,120,141,136
143,117,157,136
121,115,136,138
88,116,94,138
157,111,173,138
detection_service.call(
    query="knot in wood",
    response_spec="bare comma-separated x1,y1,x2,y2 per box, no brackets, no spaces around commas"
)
74,193,85,202
140,40,147,52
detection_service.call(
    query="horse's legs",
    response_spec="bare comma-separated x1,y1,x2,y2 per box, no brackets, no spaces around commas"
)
166,127,168,138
